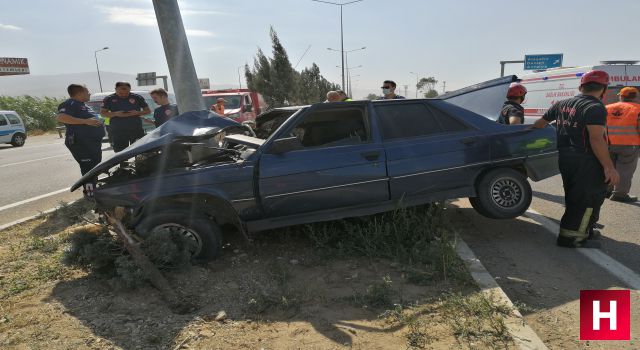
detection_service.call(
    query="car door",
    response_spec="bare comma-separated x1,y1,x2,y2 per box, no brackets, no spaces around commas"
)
0,114,10,143
375,101,490,201
258,104,388,217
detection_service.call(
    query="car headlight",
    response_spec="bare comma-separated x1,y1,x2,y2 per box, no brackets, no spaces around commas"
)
226,112,241,119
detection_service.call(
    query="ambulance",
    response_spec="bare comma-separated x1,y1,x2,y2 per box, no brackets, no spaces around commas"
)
519,60,640,123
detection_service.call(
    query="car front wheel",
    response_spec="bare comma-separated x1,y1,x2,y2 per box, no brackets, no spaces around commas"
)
135,210,222,261
11,133,26,147
470,168,532,219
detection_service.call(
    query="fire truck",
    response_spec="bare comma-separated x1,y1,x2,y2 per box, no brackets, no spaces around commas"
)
201,89,267,123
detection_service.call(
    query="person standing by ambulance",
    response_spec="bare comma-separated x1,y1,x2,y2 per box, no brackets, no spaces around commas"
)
498,83,527,125
531,70,620,248
606,87,640,202
56,84,105,198
100,82,151,152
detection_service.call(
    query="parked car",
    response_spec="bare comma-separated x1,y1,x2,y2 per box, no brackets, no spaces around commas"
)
72,76,559,260
0,110,27,147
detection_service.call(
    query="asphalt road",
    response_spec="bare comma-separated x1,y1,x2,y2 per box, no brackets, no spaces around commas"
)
0,134,114,226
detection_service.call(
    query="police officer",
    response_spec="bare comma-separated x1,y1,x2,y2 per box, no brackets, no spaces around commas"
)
378,80,405,99
606,86,640,202
531,70,620,248
100,82,151,152
56,84,105,198
150,88,179,127
498,83,527,125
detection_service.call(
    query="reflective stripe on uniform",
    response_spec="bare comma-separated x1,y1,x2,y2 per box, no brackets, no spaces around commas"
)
559,207,593,240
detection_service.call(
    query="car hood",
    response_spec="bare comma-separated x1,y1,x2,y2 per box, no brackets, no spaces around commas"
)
71,110,240,191
439,75,519,120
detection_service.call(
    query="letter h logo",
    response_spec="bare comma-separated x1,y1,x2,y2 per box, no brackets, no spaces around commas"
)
580,290,630,340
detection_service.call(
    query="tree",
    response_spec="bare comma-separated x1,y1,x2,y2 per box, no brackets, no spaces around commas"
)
417,77,438,94
245,27,338,108
424,89,439,98
366,93,380,100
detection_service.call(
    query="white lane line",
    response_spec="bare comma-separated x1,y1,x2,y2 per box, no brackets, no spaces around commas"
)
525,209,640,290
0,188,70,213
0,154,68,168
456,238,549,350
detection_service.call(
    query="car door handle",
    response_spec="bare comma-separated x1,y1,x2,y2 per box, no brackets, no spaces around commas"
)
460,137,478,145
361,151,381,161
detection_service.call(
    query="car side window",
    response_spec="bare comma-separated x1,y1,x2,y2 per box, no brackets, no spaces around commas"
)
375,103,470,140
375,103,443,140
0,115,7,126
5,114,21,125
289,107,368,148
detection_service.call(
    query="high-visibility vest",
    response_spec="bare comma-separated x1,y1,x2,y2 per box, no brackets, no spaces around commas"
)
606,101,640,146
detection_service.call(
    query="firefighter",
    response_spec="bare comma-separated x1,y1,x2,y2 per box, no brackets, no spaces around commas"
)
606,86,640,202
150,88,179,127
56,84,105,198
498,83,527,125
531,70,620,248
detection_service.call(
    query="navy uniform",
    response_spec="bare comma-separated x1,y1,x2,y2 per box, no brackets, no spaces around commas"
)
58,99,105,198
153,103,179,127
542,94,608,246
102,93,149,152
498,101,525,125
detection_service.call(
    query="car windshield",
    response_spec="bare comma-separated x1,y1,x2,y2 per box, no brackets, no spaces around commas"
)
203,95,242,110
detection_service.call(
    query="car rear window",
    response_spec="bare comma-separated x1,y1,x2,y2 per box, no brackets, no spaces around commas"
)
375,102,469,140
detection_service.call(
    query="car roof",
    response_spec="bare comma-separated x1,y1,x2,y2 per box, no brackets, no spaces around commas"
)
0,110,19,113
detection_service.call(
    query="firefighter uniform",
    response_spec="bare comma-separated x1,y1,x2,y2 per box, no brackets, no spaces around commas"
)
102,93,148,152
542,94,609,246
58,99,105,175
606,93,640,200
498,101,525,125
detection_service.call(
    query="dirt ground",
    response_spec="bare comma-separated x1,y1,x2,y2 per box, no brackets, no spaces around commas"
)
0,202,516,350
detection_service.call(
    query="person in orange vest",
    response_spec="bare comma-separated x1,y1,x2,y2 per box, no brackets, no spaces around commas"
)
606,87,640,202
211,98,225,116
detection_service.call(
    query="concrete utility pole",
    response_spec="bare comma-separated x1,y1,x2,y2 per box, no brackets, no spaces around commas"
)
152,0,205,112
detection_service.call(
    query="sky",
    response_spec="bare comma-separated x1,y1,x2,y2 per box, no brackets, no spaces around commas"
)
2,0,640,98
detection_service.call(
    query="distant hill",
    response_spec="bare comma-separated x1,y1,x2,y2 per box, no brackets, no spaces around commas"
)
0,71,237,97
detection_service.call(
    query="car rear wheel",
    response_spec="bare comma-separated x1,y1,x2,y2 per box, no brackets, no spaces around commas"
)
11,133,26,147
470,168,532,219
135,210,222,261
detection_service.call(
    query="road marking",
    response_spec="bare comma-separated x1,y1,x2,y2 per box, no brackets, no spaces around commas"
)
0,154,68,168
525,209,640,290
0,188,70,213
456,238,549,350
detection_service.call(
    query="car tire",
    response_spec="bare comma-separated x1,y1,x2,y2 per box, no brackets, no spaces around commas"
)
11,133,26,147
135,210,222,261
470,168,532,219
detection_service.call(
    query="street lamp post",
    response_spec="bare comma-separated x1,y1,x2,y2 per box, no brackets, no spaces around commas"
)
94,47,109,92
409,71,419,98
312,0,364,90
337,64,362,97
237,65,244,90
328,46,365,96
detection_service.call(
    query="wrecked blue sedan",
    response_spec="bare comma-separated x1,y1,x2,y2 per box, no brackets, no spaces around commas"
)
72,76,559,260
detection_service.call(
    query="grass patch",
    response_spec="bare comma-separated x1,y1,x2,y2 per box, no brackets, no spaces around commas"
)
298,204,467,283
442,292,513,348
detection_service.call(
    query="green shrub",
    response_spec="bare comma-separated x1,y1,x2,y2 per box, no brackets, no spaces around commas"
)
0,95,64,131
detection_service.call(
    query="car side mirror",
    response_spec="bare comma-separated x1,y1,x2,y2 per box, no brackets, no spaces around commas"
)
270,137,303,154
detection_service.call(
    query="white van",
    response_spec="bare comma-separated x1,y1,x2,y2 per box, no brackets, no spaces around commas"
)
519,61,640,124
86,91,177,134
0,110,27,147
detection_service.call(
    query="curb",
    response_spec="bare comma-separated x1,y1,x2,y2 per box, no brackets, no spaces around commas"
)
456,238,549,350
0,199,80,232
